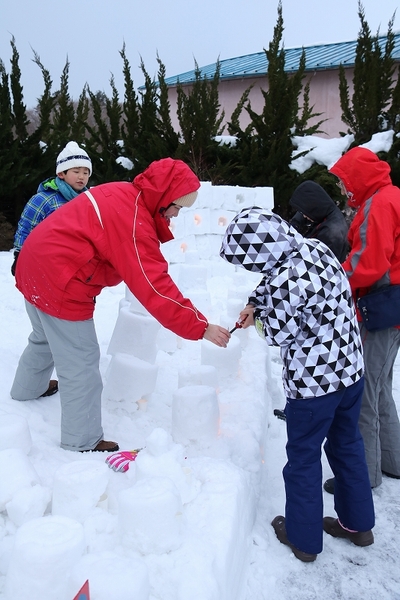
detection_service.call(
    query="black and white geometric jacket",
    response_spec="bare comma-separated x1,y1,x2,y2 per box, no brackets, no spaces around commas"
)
220,207,364,400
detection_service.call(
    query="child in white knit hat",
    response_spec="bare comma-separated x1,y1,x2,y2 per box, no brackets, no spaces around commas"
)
12,141,92,274
11,141,92,398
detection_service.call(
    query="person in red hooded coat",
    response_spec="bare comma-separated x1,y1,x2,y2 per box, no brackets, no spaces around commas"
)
11,158,230,452
324,147,400,491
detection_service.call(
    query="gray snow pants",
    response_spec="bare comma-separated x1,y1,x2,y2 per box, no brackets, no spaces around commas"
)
10,301,104,451
359,323,400,487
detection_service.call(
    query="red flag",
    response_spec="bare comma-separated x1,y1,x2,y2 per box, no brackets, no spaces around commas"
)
72,580,90,600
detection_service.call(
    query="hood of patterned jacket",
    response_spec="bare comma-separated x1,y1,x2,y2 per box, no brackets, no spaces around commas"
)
219,206,364,400
329,147,392,209
133,157,200,243
220,207,303,273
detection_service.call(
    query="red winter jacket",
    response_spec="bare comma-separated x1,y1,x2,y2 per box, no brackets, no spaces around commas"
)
329,147,400,300
16,158,208,340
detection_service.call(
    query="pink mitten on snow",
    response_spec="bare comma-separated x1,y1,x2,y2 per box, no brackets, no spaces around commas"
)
105,449,142,472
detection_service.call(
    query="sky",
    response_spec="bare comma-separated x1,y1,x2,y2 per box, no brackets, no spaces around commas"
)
1,134,400,599
1,0,399,109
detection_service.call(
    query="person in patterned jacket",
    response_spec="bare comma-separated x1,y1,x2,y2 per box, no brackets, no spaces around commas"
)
220,207,374,562
11,141,92,276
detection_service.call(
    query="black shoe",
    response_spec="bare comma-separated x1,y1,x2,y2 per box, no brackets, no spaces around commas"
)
271,515,317,562
81,440,119,453
323,477,335,494
382,470,400,479
40,380,59,397
323,517,374,546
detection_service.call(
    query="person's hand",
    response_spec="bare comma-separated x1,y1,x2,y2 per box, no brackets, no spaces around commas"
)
238,305,255,328
203,323,230,347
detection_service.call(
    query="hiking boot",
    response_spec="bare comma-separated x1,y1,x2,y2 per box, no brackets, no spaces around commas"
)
323,517,374,547
271,515,317,562
323,477,335,494
40,380,59,397
81,440,119,453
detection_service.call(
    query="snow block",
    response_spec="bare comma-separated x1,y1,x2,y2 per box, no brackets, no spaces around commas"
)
0,448,40,511
68,552,150,600
107,306,160,363
201,336,242,378
178,364,218,390
52,460,109,522
6,484,51,526
172,385,220,445
118,476,184,554
135,428,200,504
0,413,32,454
102,353,158,403
5,515,85,600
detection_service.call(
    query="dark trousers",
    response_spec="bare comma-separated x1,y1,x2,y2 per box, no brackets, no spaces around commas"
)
283,377,375,554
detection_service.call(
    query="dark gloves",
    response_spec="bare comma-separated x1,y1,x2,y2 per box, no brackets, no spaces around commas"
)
11,250,20,277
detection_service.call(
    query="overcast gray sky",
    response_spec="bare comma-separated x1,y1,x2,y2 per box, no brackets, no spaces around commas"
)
1,0,398,108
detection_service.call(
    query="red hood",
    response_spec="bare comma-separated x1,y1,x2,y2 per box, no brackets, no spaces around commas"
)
133,158,200,243
329,147,392,209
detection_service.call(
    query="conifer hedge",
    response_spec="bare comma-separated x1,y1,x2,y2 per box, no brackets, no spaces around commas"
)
0,1,398,249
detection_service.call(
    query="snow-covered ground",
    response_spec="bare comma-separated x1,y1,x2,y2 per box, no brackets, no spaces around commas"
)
1,133,400,599
1,249,400,599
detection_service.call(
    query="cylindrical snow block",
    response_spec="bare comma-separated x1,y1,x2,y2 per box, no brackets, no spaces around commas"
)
0,448,40,511
156,326,179,354
134,429,199,504
52,460,109,522
227,283,253,304
126,292,151,317
6,484,51,526
172,385,220,444
219,312,249,348
185,289,211,316
68,552,150,600
118,477,183,555
201,335,242,378
5,515,85,600
0,413,32,454
102,353,158,403
107,306,160,363
178,364,218,390
226,298,246,319
177,264,208,291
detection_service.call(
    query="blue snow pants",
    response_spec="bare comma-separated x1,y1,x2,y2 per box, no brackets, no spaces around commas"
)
283,377,375,555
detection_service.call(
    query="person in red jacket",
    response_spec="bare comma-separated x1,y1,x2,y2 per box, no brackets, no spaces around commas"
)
324,147,400,491
11,158,230,453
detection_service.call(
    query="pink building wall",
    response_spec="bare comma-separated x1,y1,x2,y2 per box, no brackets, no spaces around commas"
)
167,68,355,140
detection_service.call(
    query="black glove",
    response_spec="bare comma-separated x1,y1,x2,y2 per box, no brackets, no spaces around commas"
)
11,250,20,277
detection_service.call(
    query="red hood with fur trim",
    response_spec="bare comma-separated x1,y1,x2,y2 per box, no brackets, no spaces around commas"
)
133,158,200,243
329,147,392,209
329,147,400,300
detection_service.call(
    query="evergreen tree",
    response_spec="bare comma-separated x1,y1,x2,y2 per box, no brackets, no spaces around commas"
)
71,86,90,143
339,1,397,145
51,58,76,150
0,56,19,224
227,1,322,219
155,54,180,157
176,60,226,181
84,77,125,183
119,43,141,174
137,57,174,168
